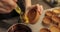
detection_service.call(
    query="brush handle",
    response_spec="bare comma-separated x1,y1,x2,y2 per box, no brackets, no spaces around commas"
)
15,4,21,14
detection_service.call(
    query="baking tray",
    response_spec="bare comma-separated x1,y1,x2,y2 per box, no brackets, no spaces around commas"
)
26,7,60,32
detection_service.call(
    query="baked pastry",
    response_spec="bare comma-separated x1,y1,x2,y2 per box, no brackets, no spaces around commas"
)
45,11,56,17
45,11,58,17
45,11,53,17
53,9,60,14
25,6,41,24
42,16,52,27
8,24,32,32
52,15,60,23
40,28,51,32
49,25,60,32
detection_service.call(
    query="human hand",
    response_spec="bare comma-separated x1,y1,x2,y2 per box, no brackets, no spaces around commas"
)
0,0,17,14
26,4,43,15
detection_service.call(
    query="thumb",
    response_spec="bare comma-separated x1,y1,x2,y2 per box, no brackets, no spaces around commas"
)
13,0,18,2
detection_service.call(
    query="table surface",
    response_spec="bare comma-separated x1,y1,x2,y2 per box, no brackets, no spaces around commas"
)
0,0,51,32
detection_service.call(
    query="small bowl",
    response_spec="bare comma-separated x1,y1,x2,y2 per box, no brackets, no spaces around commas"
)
7,23,32,32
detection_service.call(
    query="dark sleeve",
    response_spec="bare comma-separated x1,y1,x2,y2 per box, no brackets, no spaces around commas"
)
17,0,25,13
0,0,25,20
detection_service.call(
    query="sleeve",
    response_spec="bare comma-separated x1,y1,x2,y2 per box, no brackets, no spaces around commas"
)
17,0,25,13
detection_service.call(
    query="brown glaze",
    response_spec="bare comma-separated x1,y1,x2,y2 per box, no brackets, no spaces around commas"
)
42,16,52,26
45,11,53,17
52,15,60,23
43,10,60,27
45,11,58,17
27,7,37,24
26,6,40,24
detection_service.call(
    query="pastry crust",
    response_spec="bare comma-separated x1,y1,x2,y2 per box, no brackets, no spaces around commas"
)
52,15,60,23
49,25,60,32
40,28,51,32
41,8,60,32
42,16,52,27
53,9,60,14
45,11,53,17
45,11,58,17
25,7,41,24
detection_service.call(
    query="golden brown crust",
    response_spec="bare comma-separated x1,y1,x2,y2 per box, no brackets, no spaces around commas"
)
26,7,41,24
53,9,60,14
42,16,52,26
45,11,58,17
52,15,60,23
45,11,53,17
41,9,60,32
49,25,60,32
27,8,37,24
40,28,51,32
43,10,60,27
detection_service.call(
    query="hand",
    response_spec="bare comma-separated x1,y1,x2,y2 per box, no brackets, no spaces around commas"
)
0,0,17,14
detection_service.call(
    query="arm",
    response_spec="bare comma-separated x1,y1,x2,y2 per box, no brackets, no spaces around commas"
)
25,0,32,11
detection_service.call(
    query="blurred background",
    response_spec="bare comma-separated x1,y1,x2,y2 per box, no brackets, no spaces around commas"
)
0,0,60,32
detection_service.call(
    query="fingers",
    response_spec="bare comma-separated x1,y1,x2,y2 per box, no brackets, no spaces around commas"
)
0,8,11,14
0,2,11,10
0,0,17,13
0,1,13,12
39,5,43,14
29,4,43,15
13,0,18,2
36,4,41,15
1,0,17,9
35,4,43,15
0,2,4,7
